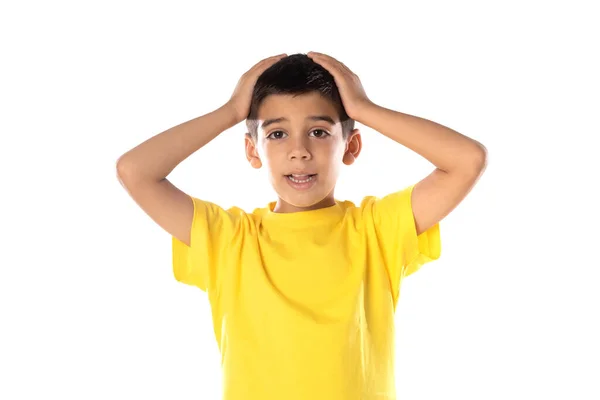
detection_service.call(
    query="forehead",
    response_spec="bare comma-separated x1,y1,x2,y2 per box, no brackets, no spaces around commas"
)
257,92,338,122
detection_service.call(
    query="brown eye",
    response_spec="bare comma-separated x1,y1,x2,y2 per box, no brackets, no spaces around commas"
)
267,131,287,140
310,129,330,138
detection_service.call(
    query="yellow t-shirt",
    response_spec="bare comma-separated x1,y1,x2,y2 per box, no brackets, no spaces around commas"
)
172,184,441,400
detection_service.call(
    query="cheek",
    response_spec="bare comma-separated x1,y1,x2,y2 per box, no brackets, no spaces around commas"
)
261,147,282,171
317,146,344,174
325,142,347,161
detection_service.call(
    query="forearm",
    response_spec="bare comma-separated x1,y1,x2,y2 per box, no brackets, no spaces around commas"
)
117,102,238,182
358,103,486,172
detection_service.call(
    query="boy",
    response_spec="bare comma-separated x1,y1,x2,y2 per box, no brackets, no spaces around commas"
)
116,52,487,400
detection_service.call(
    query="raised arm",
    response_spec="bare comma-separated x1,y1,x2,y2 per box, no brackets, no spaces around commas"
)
307,51,487,235
356,104,487,235
116,104,238,246
116,53,288,245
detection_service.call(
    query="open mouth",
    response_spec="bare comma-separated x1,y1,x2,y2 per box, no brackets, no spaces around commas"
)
285,174,317,184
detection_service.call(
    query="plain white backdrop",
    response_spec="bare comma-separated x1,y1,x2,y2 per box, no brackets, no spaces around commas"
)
1,0,599,399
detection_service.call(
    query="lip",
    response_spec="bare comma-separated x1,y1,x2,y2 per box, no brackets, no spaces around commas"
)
284,174,317,191
286,172,316,176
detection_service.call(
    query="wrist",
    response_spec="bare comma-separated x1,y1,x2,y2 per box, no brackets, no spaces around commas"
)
223,101,245,125
351,100,377,123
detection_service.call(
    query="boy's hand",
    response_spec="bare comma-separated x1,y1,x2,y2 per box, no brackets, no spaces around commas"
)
307,51,373,121
227,53,288,123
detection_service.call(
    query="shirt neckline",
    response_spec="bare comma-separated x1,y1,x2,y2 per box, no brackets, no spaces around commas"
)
261,200,346,227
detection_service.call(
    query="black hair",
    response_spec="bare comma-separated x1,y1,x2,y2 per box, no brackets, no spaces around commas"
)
245,53,355,141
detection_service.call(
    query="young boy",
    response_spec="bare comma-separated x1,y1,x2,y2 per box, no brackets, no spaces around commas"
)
117,52,487,400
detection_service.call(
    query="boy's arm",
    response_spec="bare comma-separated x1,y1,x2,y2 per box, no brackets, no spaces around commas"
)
307,52,487,236
357,103,487,235
116,53,289,246
116,103,238,246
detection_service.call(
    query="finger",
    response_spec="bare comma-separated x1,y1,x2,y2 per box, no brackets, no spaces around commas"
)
309,52,348,77
339,61,353,74
268,53,288,60
260,55,286,71
250,53,287,73
258,53,286,65
323,54,354,76
309,52,349,71
309,51,340,64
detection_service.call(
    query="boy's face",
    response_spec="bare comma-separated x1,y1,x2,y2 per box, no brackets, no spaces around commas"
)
245,91,361,213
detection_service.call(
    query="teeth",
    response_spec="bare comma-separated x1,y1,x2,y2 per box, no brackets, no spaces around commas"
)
288,175,314,183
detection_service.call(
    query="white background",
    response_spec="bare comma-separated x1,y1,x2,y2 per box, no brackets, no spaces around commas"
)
1,0,599,399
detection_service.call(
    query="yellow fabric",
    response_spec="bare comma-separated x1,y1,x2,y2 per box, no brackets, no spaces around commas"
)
172,184,441,400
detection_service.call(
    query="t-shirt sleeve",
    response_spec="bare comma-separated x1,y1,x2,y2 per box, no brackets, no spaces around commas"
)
368,184,442,297
171,196,240,292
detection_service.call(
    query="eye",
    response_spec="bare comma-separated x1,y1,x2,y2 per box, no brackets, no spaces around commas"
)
309,129,330,138
266,130,287,140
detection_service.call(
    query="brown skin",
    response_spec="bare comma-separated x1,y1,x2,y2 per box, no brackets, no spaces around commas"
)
117,50,487,250
245,92,362,213
116,53,288,246
306,51,488,235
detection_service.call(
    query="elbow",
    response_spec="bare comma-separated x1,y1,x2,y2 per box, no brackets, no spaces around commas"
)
115,155,127,179
466,140,488,171
471,142,488,170
116,154,136,184
477,143,488,169
116,155,163,186
456,142,488,176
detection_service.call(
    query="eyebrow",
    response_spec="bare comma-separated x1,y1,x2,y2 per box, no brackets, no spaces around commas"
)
260,115,336,129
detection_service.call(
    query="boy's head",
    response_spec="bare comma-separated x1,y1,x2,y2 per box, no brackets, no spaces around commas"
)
244,53,362,213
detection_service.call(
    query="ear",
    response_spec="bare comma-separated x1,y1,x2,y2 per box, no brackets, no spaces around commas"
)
343,128,362,165
245,133,262,169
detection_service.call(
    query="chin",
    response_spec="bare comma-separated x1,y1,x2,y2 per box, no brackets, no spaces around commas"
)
269,173,337,209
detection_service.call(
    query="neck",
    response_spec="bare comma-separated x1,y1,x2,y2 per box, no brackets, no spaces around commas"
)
272,195,336,213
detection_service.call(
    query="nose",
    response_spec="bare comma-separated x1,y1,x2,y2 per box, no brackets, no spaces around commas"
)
288,137,312,160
